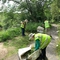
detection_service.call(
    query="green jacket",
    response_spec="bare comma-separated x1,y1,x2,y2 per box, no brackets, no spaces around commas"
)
34,33,51,49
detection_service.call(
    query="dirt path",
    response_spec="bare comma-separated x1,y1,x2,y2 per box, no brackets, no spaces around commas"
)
0,43,8,60
0,24,59,60
46,24,59,60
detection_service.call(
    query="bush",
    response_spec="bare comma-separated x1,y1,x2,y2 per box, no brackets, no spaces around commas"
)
26,22,43,32
7,27,21,37
0,31,10,41
0,27,21,42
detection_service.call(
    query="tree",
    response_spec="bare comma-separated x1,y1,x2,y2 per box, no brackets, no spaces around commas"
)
51,0,60,21
18,0,46,22
43,0,53,20
17,0,53,22
1,0,53,22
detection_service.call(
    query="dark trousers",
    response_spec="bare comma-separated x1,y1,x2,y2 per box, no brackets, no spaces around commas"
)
21,28,25,36
36,47,46,60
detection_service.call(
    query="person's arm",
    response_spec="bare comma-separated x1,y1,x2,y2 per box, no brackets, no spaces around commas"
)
35,39,40,51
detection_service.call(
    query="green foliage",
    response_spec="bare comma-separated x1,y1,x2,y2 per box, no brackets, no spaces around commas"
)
0,31,10,41
19,12,27,20
51,0,60,21
7,27,21,37
43,0,52,20
2,12,21,29
26,22,43,32
1,0,60,23
57,0,60,8
19,0,46,22
0,27,21,42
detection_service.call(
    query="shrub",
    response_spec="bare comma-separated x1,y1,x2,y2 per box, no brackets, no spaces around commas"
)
0,27,21,42
26,22,43,32
0,31,10,41
7,27,21,37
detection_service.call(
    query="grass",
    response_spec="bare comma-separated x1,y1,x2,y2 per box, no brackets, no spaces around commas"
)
3,33,34,59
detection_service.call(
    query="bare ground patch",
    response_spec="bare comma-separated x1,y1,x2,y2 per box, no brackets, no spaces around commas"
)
0,43,8,60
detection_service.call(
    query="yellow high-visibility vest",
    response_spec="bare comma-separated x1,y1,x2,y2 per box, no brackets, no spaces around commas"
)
34,33,51,49
21,23,24,28
44,20,50,28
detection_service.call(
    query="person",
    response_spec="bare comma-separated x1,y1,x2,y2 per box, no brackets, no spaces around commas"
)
20,19,28,36
23,19,28,31
29,33,51,60
44,20,50,34
20,21,25,36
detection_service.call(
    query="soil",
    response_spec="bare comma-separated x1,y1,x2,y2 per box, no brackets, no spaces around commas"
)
0,43,8,60
0,24,59,60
